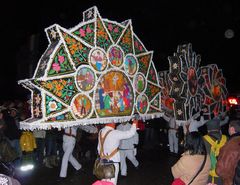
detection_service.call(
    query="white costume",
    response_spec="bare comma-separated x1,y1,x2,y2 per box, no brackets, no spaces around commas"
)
188,114,206,132
60,125,97,178
163,114,179,154
60,127,81,178
116,122,139,176
97,124,137,185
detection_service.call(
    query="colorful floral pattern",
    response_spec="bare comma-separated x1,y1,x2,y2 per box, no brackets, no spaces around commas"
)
45,95,67,116
72,22,95,46
61,30,91,67
48,45,74,76
104,21,124,43
118,24,133,55
137,53,152,76
39,77,78,104
96,16,113,51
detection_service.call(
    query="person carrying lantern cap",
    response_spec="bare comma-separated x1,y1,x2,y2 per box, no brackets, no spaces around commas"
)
96,114,139,185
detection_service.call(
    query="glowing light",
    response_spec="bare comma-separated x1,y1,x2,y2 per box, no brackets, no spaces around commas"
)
228,98,238,105
224,29,234,39
20,164,34,171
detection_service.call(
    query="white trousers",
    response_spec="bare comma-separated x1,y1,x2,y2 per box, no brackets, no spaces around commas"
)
60,135,81,177
119,149,139,176
168,129,178,153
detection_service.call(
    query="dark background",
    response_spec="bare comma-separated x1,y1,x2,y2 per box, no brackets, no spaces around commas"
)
1,0,239,100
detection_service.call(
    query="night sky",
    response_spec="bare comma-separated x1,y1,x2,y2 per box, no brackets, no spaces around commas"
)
1,0,240,100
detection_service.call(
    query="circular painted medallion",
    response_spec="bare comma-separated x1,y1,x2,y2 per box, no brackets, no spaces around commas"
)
95,70,134,117
89,48,108,72
72,94,92,119
134,73,146,93
76,66,95,91
108,46,124,67
124,55,137,75
136,94,148,114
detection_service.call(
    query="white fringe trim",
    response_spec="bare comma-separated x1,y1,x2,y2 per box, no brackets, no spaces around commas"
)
20,113,163,131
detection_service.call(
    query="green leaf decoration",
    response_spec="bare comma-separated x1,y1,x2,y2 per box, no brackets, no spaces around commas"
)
60,29,91,68
117,24,133,55
96,16,113,51
104,21,124,43
47,45,75,77
72,22,95,46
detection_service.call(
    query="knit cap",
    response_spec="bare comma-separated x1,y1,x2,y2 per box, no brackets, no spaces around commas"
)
206,118,221,131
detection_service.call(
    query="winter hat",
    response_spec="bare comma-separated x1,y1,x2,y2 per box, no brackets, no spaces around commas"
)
206,118,221,131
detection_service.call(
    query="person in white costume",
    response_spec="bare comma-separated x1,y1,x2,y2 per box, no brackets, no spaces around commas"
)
97,120,138,185
116,122,139,177
163,112,179,154
59,125,97,179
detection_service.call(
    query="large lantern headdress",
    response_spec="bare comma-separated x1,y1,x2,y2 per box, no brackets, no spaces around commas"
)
18,6,162,130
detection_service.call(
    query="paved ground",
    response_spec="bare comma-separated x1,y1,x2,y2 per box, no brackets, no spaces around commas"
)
1,118,186,185
15,146,180,185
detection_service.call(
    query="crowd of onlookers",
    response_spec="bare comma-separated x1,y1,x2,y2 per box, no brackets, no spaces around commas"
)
1,99,240,185
0,99,100,171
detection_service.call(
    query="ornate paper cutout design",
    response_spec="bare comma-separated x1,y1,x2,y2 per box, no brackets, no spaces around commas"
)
136,94,148,114
72,22,95,46
18,6,162,130
133,35,147,55
168,43,202,121
33,90,43,118
95,71,134,117
124,54,138,75
45,94,67,116
134,73,146,93
108,46,124,67
158,70,174,111
48,44,75,77
89,48,108,71
104,21,124,43
72,94,92,119
76,66,96,91
199,64,228,120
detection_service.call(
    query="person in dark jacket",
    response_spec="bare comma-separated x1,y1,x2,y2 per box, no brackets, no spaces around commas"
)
3,109,22,167
216,120,240,185
203,118,228,185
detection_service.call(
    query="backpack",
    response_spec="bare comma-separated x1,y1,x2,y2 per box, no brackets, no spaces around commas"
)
204,135,227,183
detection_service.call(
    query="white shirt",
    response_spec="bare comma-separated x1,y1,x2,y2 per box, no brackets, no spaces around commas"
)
97,124,137,162
116,123,139,150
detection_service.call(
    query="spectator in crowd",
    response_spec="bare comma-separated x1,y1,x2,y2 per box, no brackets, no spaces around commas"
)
33,129,46,165
44,128,58,168
3,108,22,168
171,131,211,185
216,120,240,185
0,173,21,185
203,117,228,185
97,119,138,185
116,121,139,177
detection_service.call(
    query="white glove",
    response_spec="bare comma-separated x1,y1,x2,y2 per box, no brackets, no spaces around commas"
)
134,148,137,156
